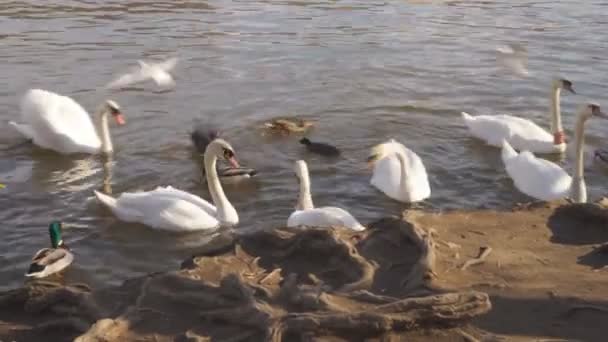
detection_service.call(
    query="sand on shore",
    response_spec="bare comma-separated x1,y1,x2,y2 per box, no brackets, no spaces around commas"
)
0,199,606,341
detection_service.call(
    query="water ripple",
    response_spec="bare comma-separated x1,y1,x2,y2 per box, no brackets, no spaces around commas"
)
0,0,606,290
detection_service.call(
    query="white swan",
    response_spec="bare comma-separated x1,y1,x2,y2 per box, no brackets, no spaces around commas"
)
94,139,239,231
501,103,606,203
367,139,431,203
106,57,178,89
287,160,365,231
462,79,575,154
9,89,125,154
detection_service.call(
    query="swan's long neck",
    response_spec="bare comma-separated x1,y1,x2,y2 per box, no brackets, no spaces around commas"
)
296,171,314,211
204,152,237,224
550,86,565,145
571,113,588,203
95,108,113,153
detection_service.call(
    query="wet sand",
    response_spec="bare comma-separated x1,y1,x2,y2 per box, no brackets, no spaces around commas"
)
0,199,607,341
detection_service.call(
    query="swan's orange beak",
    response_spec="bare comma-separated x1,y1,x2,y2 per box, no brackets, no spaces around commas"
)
114,113,126,125
228,156,240,168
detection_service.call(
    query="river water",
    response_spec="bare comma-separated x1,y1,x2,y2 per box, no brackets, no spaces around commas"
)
0,0,606,290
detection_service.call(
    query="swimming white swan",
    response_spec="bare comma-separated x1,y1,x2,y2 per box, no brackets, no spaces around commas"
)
94,139,239,231
367,139,431,203
501,103,606,203
287,160,365,231
462,79,575,154
106,57,178,89
9,89,125,154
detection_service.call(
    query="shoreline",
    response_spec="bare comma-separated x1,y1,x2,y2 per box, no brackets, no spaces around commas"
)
1,199,607,341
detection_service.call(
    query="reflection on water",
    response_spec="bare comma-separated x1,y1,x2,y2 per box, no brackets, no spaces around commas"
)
0,0,607,290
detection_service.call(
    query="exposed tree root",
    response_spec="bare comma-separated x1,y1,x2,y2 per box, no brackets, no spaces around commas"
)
1,220,492,341
461,246,493,271
400,212,438,292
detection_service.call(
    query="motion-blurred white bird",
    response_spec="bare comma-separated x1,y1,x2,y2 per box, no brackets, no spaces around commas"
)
106,57,178,89
496,43,529,77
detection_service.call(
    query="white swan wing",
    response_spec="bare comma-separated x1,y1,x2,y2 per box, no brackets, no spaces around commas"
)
504,150,572,201
146,186,217,216
112,190,219,231
19,89,101,153
155,57,178,72
463,113,555,152
317,207,366,231
371,142,430,203
287,207,365,231
371,156,402,200
106,70,149,89
462,113,518,147
394,143,431,202
502,116,556,151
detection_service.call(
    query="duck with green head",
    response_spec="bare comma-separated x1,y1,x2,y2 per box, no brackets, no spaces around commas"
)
25,221,74,278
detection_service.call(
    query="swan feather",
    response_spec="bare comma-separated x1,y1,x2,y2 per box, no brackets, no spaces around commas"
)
12,89,102,153
462,112,561,153
501,140,571,201
287,207,365,231
370,140,430,203
94,186,220,232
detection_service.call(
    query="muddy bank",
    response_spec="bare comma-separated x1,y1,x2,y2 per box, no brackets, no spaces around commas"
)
1,199,607,342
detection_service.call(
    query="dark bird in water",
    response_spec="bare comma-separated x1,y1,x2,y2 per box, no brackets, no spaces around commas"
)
299,137,341,157
191,124,257,183
595,149,608,164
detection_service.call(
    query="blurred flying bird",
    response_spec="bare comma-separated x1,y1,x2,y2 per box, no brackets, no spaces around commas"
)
106,57,178,89
496,43,529,77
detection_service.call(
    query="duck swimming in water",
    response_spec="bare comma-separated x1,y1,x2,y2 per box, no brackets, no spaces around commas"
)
191,124,257,183
594,149,608,164
299,137,341,157
263,118,314,136
26,221,74,278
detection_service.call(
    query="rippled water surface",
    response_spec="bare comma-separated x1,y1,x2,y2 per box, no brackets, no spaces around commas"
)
1,0,607,290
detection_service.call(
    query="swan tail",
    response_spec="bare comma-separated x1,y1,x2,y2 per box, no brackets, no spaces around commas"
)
501,139,518,163
8,121,34,140
94,190,118,210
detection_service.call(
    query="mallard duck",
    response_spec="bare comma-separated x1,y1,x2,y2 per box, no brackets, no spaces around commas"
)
26,221,74,278
191,124,257,183
263,118,314,135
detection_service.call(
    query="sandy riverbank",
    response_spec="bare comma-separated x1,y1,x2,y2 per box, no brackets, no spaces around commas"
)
1,199,607,341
